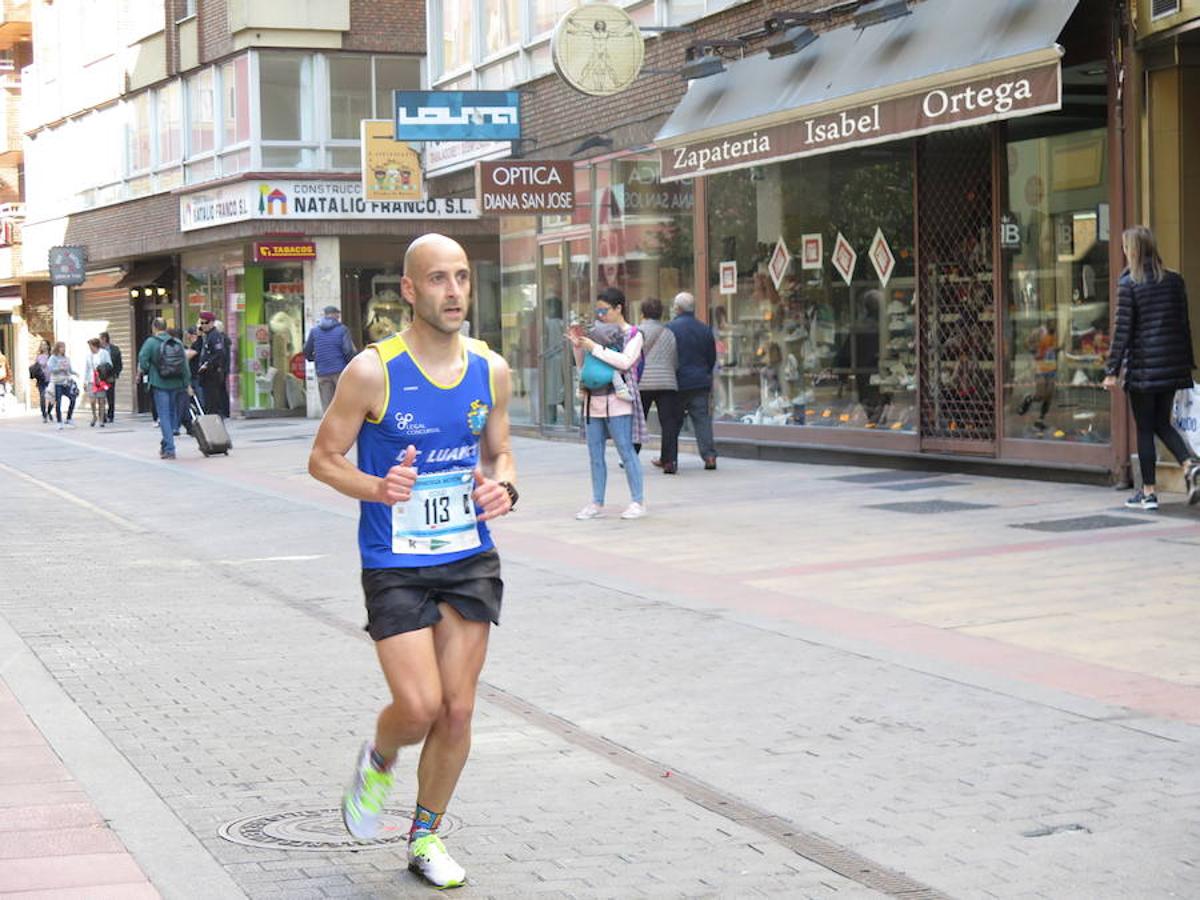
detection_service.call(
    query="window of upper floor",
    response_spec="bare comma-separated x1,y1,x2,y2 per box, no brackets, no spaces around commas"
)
24,50,423,219
428,0,744,87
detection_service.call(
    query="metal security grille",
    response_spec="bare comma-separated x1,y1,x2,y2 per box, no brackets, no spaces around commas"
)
1151,0,1181,20
916,127,995,444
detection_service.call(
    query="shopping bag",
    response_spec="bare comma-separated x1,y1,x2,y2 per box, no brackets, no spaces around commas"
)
1172,382,1200,456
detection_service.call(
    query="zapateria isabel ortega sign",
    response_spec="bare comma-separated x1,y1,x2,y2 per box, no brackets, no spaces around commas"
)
660,60,1062,182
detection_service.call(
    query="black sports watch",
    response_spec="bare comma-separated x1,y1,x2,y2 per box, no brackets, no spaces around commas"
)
498,480,519,512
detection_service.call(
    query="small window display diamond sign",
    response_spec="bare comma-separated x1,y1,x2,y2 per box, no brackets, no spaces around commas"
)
801,233,823,270
768,236,791,290
831,232,856,286
868,228,895,287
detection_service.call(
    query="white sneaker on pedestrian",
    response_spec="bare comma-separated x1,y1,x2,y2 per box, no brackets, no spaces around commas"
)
576,502,603,520
620,502,645,519
56,422,63,430
341,742,394,840
1186,461,1200,507
408,833,466,889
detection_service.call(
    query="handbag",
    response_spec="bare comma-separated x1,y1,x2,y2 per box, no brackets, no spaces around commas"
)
67,380,79,399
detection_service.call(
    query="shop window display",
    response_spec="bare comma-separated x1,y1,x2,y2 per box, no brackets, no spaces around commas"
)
599,157,694,322
344,266,410,347
1003,123,1110,444
498,216,538,426
706,145,917,431
241,266,306,414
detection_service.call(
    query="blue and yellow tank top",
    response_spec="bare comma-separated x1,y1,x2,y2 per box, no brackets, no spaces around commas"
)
357,334,496,569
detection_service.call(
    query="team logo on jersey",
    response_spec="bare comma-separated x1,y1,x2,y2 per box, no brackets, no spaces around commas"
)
467,399,490,435
393,410,438,436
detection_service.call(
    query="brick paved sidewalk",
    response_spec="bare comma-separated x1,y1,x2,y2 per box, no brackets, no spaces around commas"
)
0,416,1197,898
0,678,158,897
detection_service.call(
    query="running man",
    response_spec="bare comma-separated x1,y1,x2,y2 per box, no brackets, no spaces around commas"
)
308,234,517,889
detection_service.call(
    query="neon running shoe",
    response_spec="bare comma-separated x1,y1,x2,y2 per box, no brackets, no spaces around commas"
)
342,742,394,839
408,833,466,889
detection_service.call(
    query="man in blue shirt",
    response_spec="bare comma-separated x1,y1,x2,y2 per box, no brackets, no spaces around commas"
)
663,291,718,470
308,235,517,889
304,305,357,412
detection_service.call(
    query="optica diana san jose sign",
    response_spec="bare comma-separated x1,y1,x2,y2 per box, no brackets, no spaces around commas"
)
180,180,479,232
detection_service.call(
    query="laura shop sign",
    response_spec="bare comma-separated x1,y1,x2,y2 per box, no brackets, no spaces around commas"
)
660,60,1062,181
476,161,575,214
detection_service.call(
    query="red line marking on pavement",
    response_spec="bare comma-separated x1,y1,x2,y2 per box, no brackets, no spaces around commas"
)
499,528,1200,725
744,522,1200,579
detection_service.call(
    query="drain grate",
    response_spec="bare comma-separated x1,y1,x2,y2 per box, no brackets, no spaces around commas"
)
218,808,457,851
1012,515,1150,533
875,479,969,492
869,500,995,514
832,471,939,484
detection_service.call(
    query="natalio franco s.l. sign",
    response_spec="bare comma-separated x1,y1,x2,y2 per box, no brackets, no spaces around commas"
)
477,161,575,215
552,4,644,97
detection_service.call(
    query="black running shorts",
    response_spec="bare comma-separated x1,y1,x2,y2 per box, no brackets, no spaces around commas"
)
361,549,503,641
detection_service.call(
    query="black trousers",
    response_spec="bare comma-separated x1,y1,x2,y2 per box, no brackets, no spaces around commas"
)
105,379,117,421
200,371,230,418
639,390,681,460
1128,389,1195,487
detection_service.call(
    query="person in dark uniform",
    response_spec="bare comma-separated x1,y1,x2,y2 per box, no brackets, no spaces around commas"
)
197,311,230,418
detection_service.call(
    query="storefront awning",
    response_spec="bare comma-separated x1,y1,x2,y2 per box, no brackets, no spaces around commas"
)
115,258,172,289
656,0,1080,182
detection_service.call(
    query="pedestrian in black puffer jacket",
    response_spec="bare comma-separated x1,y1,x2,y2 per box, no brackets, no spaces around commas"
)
1104,225,1199,509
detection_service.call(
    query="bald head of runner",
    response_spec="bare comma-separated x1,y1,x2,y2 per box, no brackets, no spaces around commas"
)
402,234,471,336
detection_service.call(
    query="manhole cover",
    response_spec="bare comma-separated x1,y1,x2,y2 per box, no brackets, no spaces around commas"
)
1012,515,1149,533
218,808,458,851
875,479,969,492
868,500,995,514
832,470,938,484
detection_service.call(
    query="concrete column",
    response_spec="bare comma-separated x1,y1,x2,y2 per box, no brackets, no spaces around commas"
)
302,236,341,418
52,285,69,346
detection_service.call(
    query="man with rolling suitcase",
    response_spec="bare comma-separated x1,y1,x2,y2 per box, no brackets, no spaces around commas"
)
190,395,232,457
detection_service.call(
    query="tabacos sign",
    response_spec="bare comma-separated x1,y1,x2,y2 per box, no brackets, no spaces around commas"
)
661,60,1061,182
476,161,575,215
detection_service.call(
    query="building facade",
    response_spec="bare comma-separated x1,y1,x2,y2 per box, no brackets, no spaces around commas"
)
20,0,495,418
429,0,1197,484
0,0,35,405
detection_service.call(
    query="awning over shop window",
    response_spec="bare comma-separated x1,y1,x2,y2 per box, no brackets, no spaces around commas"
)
115,258,172,289
656,0,1081,182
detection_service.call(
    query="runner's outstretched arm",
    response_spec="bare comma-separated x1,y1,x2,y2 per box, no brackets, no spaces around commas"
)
309,350,418,504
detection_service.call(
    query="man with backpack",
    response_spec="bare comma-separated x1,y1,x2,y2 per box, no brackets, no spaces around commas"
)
137,317,192,459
